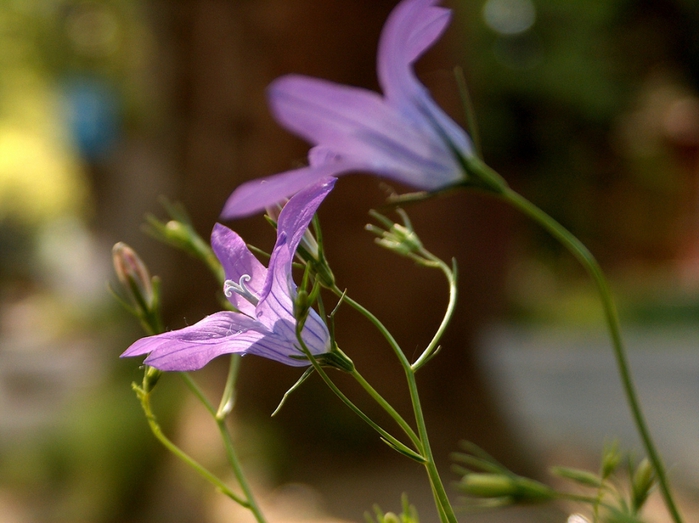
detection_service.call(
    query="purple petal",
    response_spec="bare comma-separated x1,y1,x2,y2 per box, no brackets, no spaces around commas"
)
377,0,473,158
211,224,266,315
268,75,463,188
221,163,347,219
256,178,336,329
121,312,319,370
255,179,334,353
377,0,451,103
121,312,267,371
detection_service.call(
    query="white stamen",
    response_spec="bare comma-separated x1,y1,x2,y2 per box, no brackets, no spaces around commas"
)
224,274,259,306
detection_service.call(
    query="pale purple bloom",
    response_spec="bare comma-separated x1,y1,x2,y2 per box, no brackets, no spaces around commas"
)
222,0,473,219
121,179,336,371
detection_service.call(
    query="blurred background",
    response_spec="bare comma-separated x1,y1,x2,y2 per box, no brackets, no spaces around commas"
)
0,0,698,521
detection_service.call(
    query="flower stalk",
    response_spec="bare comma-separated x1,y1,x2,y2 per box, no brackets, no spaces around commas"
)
494,182,683,523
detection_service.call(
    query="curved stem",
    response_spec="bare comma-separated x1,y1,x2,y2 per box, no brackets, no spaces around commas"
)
180,364,267,523
500,186,683,523
350,368,421,449
412,256,458,372
330,286,411,372
134,385,248,507
330,287,458,523
406,370,458,523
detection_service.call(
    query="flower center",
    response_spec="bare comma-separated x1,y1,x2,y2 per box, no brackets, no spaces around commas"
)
224,274,259,306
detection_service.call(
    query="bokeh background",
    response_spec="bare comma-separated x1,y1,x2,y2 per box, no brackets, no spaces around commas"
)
1,0,698,522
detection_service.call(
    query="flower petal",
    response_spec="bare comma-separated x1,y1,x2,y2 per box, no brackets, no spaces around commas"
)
221,162,348,219
255,179,334,353
121,312,264,371
377,0,451,103
268,75,463,188
120,312,317,370
256,179,335,324
377,0,473,158
211,223,266,315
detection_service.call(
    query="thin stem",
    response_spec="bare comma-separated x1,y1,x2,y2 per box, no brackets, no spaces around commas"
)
411,255,458,372
331,286,458,523
330,286,412,372
180,373,216,416
500,186,683,523
179,364,267,523
406,370,458,523
303,346,424,462
216,417,267,523
134,385,248,507
350,368,422,449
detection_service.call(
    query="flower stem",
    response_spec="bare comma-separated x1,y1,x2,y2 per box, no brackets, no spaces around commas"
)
134,384,248,507
411,255,458,372
331,288,457,523
350,368,421,449
180,364,267,523
500,185,683,523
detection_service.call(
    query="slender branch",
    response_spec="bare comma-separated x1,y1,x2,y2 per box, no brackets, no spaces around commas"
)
411,256,458,372
405,370,458,523
350,368,422,449
499,185,683,523
330,286,412,372
134,385,248,507
330,286,458,523
216,417,267,523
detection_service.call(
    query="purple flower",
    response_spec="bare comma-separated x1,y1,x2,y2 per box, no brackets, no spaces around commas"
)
121,179,336,371
222,0,473,219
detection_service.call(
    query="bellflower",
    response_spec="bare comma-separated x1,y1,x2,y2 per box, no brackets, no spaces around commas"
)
121,178,336,371
222,0,474,219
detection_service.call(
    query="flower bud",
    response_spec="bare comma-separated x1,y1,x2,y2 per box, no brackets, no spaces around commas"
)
382,513,400,523
458,473,555,504
631,458,655,511
143,365,162,392
601,442,621,479
112,242,155,310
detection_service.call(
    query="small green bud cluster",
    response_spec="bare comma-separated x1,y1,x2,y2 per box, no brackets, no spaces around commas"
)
365,494,419,523
365,209,426,260
145,199,224,284
111,242,162,336
453,440,657,522
452,441,557,508
550,442,656,523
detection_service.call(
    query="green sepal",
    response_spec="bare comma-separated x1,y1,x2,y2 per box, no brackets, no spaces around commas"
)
271,367,315,417
379,437,427,463
550,466,603,488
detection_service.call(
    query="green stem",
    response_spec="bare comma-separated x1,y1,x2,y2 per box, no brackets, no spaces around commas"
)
350,368,422,449
500,186,683,523
406,370,458,523
330,287,411,371
135,385,248,507
331,287,458,523
411,256,458,372
179,363,267,523
216,417,267,523
303,344,424,462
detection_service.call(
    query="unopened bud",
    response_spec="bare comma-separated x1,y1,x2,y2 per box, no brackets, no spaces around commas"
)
143,365,162,392
382,513,400,523
294,289,310,321
113,243,155,310
601,441,621,478
631,458,655,511
459,473,555,503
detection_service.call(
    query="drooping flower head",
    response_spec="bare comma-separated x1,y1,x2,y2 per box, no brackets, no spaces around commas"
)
121,178,336,371
222,0,474,219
